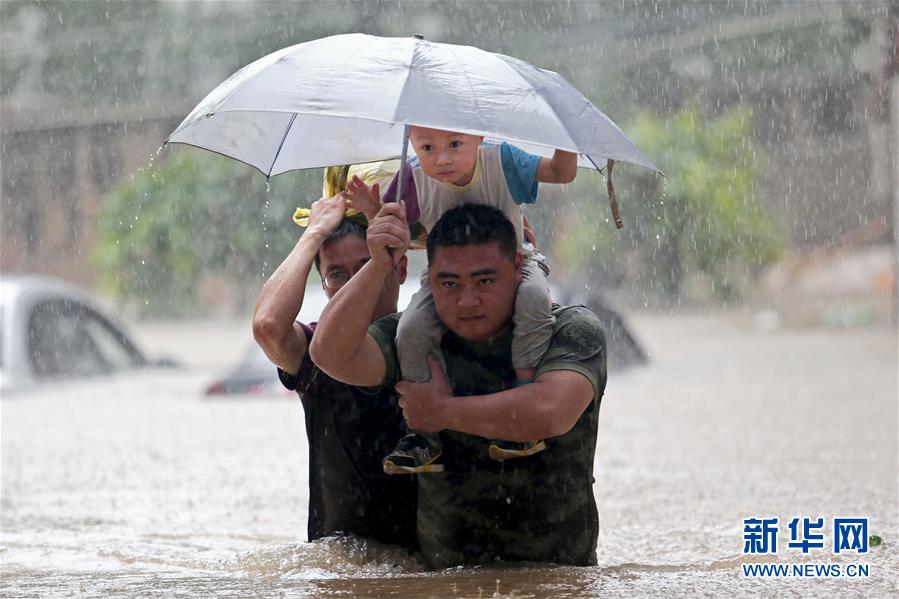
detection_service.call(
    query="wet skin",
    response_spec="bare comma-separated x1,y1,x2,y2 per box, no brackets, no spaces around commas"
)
409,126,485,187
428,242,523,342
318,234,405,321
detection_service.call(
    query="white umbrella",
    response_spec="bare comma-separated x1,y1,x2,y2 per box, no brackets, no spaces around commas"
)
166,33,660,226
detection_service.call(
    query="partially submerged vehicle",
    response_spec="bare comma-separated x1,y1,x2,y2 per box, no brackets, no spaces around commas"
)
0,274,176,393
555,286,648,369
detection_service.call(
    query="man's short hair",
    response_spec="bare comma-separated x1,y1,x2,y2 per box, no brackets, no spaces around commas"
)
426,203,518,264
313,218,367,273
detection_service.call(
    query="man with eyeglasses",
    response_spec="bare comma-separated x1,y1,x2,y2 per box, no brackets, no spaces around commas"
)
252,192,416,550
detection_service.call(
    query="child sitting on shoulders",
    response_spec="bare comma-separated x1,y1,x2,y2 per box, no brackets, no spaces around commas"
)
350,126,577,474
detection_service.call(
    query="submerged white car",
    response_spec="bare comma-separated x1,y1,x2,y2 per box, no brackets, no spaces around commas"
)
0,275,174,393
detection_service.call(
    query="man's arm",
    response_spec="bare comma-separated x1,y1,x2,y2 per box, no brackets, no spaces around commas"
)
535,149,578,184
252,194,348,375
396,355,595,441
309,202,410,387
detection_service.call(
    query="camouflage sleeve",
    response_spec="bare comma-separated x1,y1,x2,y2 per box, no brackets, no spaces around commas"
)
365,313,402,391
534,305,607,405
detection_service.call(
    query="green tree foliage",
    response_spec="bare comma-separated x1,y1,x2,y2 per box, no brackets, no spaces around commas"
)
92,151,319,316
554,105,782,303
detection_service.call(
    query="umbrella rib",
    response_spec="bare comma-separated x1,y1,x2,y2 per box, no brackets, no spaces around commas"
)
537,83,601,169
446,47,482,117
508,66,586,165
268,113,298,178
391,38,419,124
164,141,278,180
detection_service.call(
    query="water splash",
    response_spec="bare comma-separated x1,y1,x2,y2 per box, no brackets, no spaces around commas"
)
226,537,423,579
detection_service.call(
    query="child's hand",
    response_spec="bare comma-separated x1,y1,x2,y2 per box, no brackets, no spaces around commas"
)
522,214,538,248
346,175,382,222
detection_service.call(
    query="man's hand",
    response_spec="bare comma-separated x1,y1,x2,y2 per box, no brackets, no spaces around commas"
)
346,175,382,223
306,192,348,237
367,202,410,267
396,355,452,433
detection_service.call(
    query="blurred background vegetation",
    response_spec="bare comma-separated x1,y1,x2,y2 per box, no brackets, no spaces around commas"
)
2,0,895,317
554,105,782,304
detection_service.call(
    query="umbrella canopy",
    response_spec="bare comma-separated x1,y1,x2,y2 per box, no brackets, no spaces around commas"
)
166,33,659,178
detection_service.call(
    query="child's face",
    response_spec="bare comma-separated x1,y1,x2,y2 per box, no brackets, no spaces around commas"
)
409,126,483,186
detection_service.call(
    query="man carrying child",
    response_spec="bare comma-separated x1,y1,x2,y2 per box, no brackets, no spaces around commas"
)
311,201,607,568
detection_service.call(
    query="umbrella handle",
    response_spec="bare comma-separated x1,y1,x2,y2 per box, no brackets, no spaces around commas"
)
607,159,623,230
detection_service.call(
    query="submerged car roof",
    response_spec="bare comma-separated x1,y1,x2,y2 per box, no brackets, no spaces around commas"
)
2,272,110,305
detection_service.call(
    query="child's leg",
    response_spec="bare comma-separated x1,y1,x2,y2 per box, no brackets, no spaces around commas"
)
397,271,446,383
511,257,555,380
489,257,553,462
385,270,447,474
383,432,445,474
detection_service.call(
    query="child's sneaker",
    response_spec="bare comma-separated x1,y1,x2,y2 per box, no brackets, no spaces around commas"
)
383,433,445,474
488,439,546,462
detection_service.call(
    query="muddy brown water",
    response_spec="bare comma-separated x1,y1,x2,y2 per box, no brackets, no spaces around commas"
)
2,314,896,597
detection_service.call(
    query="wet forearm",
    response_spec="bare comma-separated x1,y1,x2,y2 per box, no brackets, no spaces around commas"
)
551,149,577,182
309,259,389,384
538,150,578,184
252,229,326,371
255,230,323,325
437,372,593,441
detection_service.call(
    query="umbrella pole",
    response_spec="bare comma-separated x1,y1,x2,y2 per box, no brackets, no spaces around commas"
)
395,124,411,210
382,124,411,262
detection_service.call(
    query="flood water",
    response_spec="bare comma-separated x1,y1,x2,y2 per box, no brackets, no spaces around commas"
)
2,313,896,597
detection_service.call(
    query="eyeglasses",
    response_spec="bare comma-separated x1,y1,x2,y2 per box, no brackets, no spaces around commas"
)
323,271,350,291
322,257,372,291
